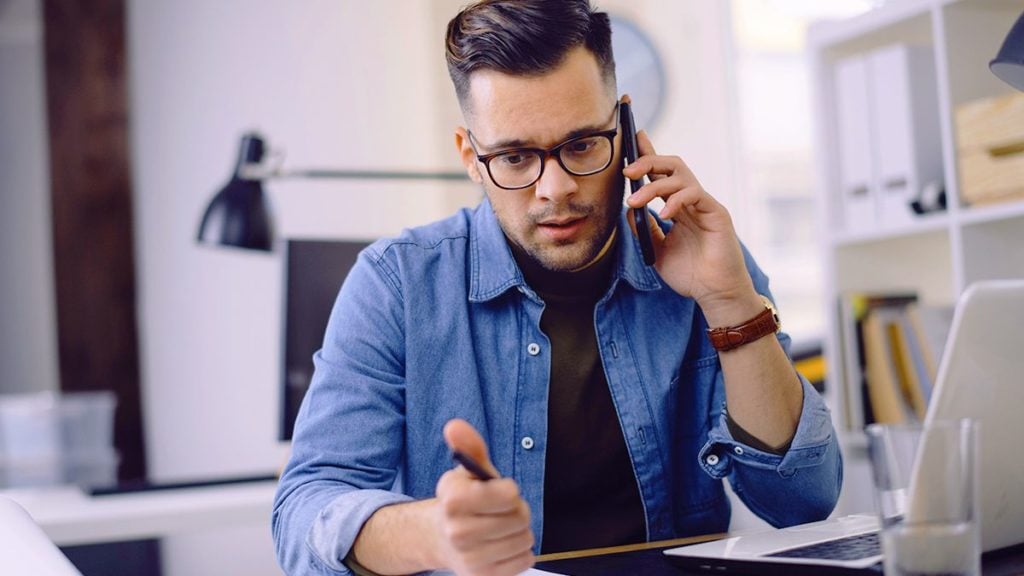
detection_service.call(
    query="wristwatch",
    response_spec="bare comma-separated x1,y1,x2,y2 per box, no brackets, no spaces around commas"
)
706,295,781,353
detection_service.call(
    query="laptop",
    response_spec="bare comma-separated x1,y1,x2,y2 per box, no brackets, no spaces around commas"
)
664,280,1024,574
0,497,82,576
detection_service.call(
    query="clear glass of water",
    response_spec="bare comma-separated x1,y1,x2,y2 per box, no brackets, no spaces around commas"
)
866,419,980,576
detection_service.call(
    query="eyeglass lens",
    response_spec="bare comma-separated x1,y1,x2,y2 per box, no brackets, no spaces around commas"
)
487,134,613,189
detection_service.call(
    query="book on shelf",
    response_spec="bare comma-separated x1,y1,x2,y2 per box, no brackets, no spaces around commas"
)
792,340,826,394
837,292,953,430
887,315,927,420
864,306,915,424
906,302,954,385
897,310,933,410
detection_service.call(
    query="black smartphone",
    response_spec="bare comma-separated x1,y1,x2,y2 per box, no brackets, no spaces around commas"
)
620,101,655,266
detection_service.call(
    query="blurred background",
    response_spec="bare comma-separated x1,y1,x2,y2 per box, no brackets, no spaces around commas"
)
3,0,1021,574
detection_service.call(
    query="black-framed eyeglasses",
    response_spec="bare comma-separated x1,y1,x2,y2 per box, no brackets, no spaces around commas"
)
468,106,619,190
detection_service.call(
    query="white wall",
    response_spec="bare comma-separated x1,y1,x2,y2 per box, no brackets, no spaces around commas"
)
0,0,59,396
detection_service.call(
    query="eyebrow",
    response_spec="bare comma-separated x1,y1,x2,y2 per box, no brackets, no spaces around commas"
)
476,119,613,154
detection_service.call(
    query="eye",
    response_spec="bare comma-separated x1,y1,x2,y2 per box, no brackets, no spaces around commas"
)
566,137,599,155
495,151,535,171
499,153,524,166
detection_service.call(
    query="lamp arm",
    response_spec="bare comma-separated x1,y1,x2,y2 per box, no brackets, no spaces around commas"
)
238,162,469,182
282,168,470,181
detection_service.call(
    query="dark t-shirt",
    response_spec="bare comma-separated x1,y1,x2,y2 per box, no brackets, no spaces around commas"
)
509,233,647,553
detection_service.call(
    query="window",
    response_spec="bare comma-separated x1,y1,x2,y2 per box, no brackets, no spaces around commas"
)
728,0,874,341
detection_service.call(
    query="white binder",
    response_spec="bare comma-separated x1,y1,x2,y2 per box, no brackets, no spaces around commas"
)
868,45,943,230
834,56,877,234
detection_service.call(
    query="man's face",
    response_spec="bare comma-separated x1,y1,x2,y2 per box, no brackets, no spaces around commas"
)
455,47,623,272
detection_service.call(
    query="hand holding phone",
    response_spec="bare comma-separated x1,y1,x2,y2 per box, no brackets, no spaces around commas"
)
620,101,656,266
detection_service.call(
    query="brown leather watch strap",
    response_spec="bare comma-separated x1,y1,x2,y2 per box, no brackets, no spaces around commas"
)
706,306,779,353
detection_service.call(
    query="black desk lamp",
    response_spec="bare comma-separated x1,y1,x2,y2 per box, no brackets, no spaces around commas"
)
991,11,1024,91
197,133,274,251
197,132,470,252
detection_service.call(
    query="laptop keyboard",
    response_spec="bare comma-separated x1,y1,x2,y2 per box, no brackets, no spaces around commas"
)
767,532,881,561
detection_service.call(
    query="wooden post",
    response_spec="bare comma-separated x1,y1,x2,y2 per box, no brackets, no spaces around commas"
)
43,0,147,482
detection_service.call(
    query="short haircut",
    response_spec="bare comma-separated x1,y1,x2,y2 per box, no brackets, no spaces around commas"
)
445,0,616,111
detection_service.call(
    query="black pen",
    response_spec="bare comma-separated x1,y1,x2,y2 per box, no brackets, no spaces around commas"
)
451,450,496,481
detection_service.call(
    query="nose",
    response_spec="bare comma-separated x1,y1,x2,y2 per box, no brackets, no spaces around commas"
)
534,156,579,203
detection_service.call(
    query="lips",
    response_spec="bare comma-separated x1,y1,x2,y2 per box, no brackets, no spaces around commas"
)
537,216,586,241
539,217,583,227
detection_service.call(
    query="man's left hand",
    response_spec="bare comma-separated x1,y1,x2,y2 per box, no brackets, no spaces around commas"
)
623,130,759,322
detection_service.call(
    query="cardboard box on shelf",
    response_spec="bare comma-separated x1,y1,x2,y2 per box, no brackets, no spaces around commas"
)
956,92,1024,207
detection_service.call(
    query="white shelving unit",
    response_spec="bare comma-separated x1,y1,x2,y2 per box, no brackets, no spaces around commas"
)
808,0,1024,514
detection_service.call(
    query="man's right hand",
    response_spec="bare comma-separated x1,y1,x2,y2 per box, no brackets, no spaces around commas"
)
432,419,536,576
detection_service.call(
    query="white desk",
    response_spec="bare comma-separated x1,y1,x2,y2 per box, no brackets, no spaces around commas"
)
0,480,278,547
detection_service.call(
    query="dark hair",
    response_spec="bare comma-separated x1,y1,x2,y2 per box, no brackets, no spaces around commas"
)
445,0,616,110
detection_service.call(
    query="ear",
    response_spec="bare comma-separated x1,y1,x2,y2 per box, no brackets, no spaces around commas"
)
454,127,483,184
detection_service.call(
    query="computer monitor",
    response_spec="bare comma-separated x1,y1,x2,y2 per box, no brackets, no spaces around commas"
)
281,239,370,440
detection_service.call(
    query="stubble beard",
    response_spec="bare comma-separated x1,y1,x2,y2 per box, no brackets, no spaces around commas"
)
513,186,624,273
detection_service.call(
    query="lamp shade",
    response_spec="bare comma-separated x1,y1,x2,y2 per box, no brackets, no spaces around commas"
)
196,133,274,251
992,11,1024,91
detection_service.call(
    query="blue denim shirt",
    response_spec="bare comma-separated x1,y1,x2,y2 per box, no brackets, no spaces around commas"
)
272,199,842,575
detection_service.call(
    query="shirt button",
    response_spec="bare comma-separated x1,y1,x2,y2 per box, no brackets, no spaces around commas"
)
521,437,535,450
705,454,719,466
734,446,744,455
527,343,541,356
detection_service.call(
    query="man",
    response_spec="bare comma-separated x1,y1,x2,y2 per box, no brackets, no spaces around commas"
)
272,1,841,575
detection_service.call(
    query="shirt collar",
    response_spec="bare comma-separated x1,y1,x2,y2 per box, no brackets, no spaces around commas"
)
468,198,526,303
468,199,663,303
612,208,664,293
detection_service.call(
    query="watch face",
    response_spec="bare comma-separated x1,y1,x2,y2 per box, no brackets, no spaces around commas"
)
610,15,666,132
759,294,781,332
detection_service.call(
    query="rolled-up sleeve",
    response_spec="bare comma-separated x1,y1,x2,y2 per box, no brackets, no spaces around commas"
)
698,372,842,527
272,246,413,575
694,244,843,528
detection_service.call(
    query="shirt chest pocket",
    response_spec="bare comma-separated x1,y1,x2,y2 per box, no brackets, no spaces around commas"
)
669,354,720,437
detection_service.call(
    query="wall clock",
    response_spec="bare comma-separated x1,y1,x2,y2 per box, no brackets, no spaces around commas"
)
610,15,667,133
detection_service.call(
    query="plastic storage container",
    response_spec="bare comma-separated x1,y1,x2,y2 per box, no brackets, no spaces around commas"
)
0,392,119,489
